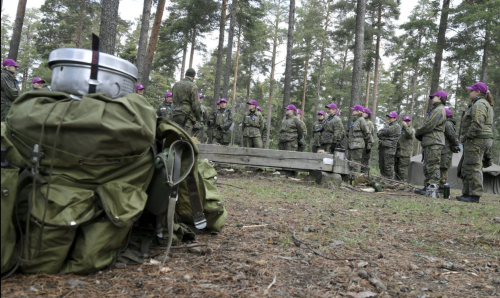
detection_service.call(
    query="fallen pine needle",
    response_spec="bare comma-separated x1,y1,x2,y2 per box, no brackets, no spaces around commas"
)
242,224,268,229
267,276,277,290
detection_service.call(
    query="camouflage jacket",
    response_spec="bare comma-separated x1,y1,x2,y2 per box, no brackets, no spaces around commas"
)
279,114,304,142
1,69,21,104
442,117,460,154
212,108,233,139
298,117,307,138
321,115,344,145
460,97,494,142
171,77,201,122
397,125,415,157
377,121,401,148
366,119,375,138
348,116,373,150
194,104,208,129
312,119,325,147
415,102,446,148
242,110,264,137
157,101,174,120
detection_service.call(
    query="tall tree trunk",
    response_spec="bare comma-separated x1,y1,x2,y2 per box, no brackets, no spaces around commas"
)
454,61,460,113
370,3,382,122
480,24,489,82
136,0,152,84
99,0,120,55
189,24,197,68
314,1,330,125
8,0,27,61
231,27,241,111
364,69,371,107
300,56,309,121
266,0,282,149
246,58,253,101
223,0,237,99
428,0,450,111
180,41,187,81
349,0,366,123
76,0,85,48
410,62,419,117
213,0,228,110
338,41,349,94
142,0,167,92
282,0,295,118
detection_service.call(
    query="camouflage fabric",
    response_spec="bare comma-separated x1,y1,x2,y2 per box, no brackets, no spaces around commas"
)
297,117,307,152
439,117,460,187
361,118,375,171
460,97,494,142
242,109,264,148
278,114,304,151
243,137,263,148
461,136,494,197
423,144,443,186
397,125,415,157
1,69,21,121
171,77,201,129
320,115,344,147
312,119,325,153
377,121,401,148
395,156,411,181
415,102,446,148
212,108,233,145
262,118,268,143
348,148,364,173
378,146,396,179
157,101,174,120
192,104,208,143
207,110,218,144
348,117,373,150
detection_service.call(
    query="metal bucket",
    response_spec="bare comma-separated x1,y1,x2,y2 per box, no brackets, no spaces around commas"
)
48,48,138,98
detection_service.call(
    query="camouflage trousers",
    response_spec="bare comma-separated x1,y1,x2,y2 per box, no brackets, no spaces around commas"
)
192,128,207,143
347,148,364,173
1,97,12,122
395,156,410,181
298,138,307,152
214,138,229,146
423,145,443,186
439,150,453,188
278,140,298,151
461,138,493,196
311,145,321,153
171,114,193,135
320,144,333,153
243,137,263,148
361,148,372,173
378,146,396,179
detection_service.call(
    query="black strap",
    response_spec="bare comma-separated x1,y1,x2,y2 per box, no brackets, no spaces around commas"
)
89,34,100,94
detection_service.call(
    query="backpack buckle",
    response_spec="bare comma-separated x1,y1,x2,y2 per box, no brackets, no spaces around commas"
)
193,212,207,230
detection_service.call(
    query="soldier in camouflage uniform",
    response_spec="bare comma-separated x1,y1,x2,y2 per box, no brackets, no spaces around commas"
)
242,100,264,148
171,68,201,135
296,109,307,152
134,84,145,95
320,103,344,153
439,108,460,191
157,92,174,120
31,77,45,91
212,98,233,145
1,59,21,121
257,106,268,145
312,110,326,153
377,111,401,179
361,108,375,172
395,116,415,181
192,93,208,143
457,82,495,203
278,104,304,151
207,101,220,144
414,91,447,196
347,105,373,173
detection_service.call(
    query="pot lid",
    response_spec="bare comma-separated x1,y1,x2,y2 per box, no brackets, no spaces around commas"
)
48,48,138,79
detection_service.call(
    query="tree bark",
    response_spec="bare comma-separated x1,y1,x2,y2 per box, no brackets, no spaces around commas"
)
8,0,27,61
180,41,187,81
76,0,85,48
364,69,371,107
223,0,237,99
300,56,309,121
213,0,228,110
246,58,253,101
189,23,197,68
142,0,167,92
99,0,120,55
480,24,489,82
136,0,152,84
314,1,330,125
370,3,382,122
338,41,349,94
410,62,419,118
282,0,295,118
428,0,450,111
231,27,241,111
266,0,282,149
349,0,366,123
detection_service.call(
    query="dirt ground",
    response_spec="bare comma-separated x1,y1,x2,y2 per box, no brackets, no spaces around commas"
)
2,169,499,298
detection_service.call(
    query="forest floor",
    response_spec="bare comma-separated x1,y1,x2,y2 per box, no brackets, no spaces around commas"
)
2,168,499,298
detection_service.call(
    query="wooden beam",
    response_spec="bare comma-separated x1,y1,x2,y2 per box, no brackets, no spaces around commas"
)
197,144,349,174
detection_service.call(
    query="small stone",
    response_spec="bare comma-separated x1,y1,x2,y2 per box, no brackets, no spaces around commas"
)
409,264,419,270
369,278,387,290
415,270,425,276
66,279,88,288
424,269,432,275
492,278,500,285
330,240,344,247
420,287,431,292
358,270,368,279
362,224,369,228
183,274,191,281
351,278,360,283
357,261,369,268
303,227,310,232
236,223,244,227
137,267,143,272
114,262,127,269
439,279,448,284
377,253,384,259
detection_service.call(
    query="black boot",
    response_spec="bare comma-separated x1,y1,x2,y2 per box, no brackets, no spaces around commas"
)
470,196,480,203
456,195,472,202
437,187,444,193
414,187,426,195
